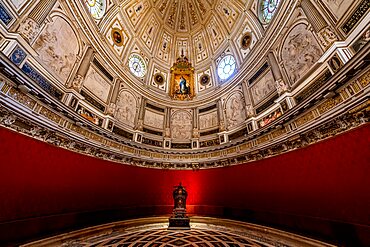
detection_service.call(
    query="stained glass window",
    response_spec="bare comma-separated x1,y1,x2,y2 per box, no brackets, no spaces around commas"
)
259,0,280,24
217,55,236,81
85,0,106,19
128,54,147,78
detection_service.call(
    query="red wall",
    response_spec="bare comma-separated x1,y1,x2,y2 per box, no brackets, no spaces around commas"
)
0,125,369,245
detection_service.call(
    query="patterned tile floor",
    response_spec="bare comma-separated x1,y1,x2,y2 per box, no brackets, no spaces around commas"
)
86,229,270,247
21,217,336,247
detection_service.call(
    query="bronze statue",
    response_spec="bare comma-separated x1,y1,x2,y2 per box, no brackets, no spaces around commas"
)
168,183,190,229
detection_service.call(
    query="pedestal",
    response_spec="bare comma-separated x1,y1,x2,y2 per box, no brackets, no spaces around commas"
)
168,216,190,230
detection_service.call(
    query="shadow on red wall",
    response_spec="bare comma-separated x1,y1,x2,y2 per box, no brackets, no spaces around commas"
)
0,125,369,246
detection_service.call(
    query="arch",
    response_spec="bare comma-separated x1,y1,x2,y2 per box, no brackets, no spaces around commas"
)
33,14,80,83
224,91,246,129
171,110,193,140
278,21,322,85
115,90,138,127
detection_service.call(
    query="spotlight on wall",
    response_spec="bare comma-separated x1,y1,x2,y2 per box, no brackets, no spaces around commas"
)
18,84,31,94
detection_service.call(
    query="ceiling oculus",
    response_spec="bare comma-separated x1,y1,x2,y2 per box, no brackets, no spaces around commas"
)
128,54,147,78
85,0,106,20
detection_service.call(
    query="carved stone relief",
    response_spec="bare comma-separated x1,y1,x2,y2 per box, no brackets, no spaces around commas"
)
281,23,322,84
225,92,246,129
83,67,111,102
199,111,218,130
317,26,338,49
144,110,164,129
171,110,192,139
321,0,354,19
33,17,78,83
115,91,137,127
18,18,39,42
250,70,276,104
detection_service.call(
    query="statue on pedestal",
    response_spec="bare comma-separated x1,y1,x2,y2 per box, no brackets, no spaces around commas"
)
168,183,190,230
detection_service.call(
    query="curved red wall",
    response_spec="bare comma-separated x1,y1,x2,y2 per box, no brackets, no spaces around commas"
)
0,125,369,245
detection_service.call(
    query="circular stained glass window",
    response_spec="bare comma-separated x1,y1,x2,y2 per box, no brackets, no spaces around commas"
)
259,0,280,24
85,0,106,19
217,55,236,81
128,54,147,78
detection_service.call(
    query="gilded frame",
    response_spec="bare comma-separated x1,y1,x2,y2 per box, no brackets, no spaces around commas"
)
169,57,195,100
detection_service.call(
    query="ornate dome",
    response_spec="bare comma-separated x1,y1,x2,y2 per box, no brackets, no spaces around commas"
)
0,0,369,169
77,0,261,101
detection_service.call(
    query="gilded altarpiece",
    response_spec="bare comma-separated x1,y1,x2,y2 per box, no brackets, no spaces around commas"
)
169,56,195,100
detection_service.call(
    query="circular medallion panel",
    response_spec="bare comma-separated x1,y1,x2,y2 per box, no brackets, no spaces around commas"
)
217,55,236,81
128,54,147,78
241,32,252,50
111,28,123,46
85,0,106,19
258,0,281,24
154,73,165,85
199,74,210,86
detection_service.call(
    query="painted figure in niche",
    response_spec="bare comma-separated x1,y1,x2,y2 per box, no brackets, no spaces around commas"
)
177,76,189,94
77,106,100,125
258,109,282,128
169,54,195,100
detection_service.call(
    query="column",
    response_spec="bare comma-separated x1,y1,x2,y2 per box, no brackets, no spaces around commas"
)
18,0,57,42
70,47,94,92
106,78,121,116
241,81,254,117
268,52,289,95
135,98,146,131
301,0,327,32
164,107,171,137
192,108,199,138
300,0,338,49
217,99,226,131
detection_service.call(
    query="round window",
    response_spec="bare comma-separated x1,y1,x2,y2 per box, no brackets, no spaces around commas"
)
128,54,147,78
217,55,236,81
85,0,107,19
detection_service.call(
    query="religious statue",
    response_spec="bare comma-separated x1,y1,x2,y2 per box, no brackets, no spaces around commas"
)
168,183,190,229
